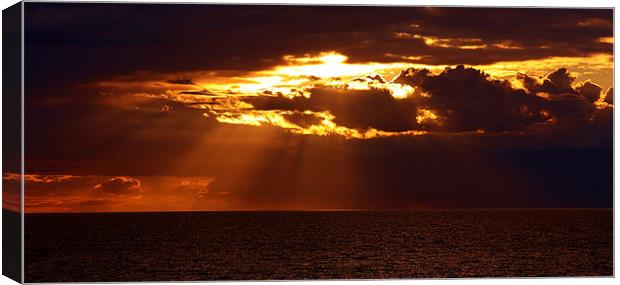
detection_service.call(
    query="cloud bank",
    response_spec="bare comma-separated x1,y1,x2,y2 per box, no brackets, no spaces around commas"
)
190,65,612,139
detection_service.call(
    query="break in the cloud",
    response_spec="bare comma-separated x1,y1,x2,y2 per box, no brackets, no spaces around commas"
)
94,176,142,196
93,52,611,140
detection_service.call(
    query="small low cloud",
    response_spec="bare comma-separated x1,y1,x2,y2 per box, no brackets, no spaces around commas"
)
94,176,142,196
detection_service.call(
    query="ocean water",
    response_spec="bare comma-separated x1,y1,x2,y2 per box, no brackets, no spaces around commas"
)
24,209,612,282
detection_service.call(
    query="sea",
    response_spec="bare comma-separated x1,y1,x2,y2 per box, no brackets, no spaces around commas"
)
24,209,613,282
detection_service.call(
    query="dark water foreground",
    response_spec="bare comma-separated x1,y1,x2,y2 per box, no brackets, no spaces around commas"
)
25,209,612,282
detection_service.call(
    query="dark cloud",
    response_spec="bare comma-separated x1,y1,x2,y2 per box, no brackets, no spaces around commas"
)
344,8,612,65
166,78,195,85
545,68,577,93
416,66,545,132
179,89,228,98
25,4,611,91
604,87,613,104
516,68,589,98
515,73,543,94
240,66,609,134
575,81,602,103
393,68,431,86
352,74,387,84
94,177,141,196
282,112,325,128
246,88,419,132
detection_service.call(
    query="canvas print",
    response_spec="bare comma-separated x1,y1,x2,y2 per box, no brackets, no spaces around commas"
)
1,2,614,282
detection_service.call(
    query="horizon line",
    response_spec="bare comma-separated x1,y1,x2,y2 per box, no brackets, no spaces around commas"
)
5,207,613,214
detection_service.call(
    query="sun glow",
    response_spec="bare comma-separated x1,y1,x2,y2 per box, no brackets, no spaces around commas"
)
274,52,405,79
182,51,425,100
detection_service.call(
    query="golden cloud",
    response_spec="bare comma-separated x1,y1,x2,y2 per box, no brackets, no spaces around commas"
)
86,51,612,139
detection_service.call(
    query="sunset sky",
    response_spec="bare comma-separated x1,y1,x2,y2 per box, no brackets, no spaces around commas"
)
9,4,613,212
